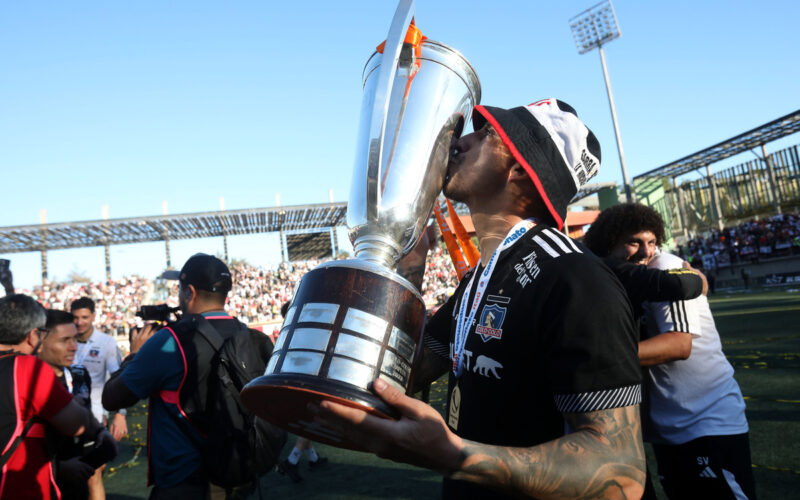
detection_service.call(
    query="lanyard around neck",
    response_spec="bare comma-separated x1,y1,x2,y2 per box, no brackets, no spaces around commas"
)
452,218,537,377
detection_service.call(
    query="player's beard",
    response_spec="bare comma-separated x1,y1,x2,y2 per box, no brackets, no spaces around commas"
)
442,154,468,202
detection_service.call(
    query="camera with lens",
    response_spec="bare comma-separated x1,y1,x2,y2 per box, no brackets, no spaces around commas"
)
135,304,180,322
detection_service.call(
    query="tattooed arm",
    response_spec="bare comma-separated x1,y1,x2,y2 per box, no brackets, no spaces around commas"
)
316,379,645,500
397,222,439,288
410,344,449,393
454,405,645,499
398,224,451,392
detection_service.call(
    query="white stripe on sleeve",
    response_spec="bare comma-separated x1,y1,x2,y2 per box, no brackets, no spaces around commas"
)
542,229,574,254
544,228,583,254
532,235,561,258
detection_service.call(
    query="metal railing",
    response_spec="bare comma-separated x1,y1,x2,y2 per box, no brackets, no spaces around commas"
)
666,143,800,233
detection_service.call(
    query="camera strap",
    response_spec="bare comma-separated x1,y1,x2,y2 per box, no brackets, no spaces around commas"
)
0,418,36,467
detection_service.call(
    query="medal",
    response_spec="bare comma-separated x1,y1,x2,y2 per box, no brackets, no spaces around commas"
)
448,382,461,430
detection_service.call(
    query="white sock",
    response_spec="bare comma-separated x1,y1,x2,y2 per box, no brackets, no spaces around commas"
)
308,448,319,462
288,447,302,465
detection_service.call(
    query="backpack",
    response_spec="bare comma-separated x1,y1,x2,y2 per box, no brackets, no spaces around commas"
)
163,314,287,488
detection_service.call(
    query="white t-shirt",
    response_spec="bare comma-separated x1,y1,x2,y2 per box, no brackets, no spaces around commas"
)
73,328,122,422
643,251,748,445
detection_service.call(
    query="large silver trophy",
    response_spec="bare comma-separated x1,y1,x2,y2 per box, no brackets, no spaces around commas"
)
241,0,480,450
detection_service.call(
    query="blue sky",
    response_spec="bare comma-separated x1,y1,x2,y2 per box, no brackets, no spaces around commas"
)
2,0,799,289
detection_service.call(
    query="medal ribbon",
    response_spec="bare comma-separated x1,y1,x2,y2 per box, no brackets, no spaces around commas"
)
445,198,480,268
433,200,471,280
452,218,537,377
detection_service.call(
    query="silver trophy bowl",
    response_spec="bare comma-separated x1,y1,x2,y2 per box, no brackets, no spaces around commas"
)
348,23,481,267
242,0,480,450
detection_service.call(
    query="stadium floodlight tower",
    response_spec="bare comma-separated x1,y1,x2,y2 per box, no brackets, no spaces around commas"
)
570,0,635,203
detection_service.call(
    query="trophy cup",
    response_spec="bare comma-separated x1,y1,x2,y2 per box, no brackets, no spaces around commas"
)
241,0,480,450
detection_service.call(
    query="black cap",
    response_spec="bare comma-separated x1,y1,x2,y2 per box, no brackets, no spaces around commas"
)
161,253,232,293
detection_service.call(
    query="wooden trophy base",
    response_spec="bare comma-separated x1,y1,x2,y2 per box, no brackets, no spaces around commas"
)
240,260,425,451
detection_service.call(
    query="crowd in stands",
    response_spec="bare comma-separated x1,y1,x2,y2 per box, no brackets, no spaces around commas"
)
421,246,459,306
16,251,459,338
677,213,800,271
226,261,320,324
22,276,154,339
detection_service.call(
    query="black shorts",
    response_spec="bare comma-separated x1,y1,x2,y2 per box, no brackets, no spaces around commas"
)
653,433,756,500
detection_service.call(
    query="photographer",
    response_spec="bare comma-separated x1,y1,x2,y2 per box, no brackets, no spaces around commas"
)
0,294,102,500
39,309,117,500
103,253,275,499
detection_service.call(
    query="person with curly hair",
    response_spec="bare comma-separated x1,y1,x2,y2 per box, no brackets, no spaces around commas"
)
584,202,666,264
586,203,756,500
584,203,705,320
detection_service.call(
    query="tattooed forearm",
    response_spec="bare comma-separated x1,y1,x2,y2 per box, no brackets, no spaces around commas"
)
451,405,645,499
411,346,449,393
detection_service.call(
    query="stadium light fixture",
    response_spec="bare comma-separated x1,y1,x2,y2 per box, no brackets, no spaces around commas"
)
569,0,635,202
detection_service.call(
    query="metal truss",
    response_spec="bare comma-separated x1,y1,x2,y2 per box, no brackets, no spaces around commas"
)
635,109,800,180
0,202,347,254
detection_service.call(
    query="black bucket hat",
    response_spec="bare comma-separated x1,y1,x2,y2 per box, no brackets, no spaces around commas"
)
472,98,601,230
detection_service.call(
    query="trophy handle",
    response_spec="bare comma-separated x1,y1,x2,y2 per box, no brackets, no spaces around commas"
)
365,0,415,222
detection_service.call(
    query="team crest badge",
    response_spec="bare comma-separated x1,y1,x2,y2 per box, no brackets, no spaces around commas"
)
475,304,506,342
89,349,100,357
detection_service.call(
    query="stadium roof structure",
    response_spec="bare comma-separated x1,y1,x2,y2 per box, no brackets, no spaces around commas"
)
0,202,347,255
635,109,800,180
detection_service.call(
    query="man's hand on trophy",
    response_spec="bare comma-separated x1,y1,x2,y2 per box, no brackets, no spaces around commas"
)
312,377,464,475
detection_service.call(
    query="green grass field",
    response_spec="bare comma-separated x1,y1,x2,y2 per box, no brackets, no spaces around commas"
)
106,289,800,499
